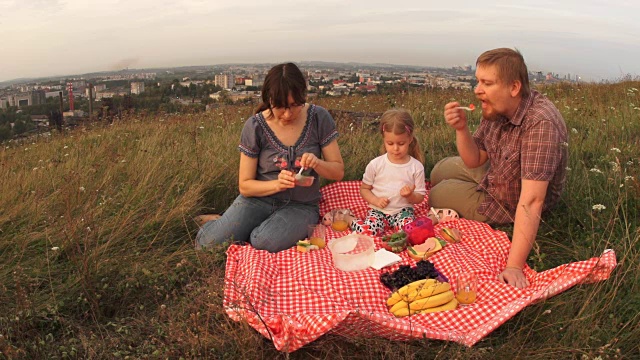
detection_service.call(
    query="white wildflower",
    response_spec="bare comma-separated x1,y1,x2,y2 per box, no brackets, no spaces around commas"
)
620,184,624,188
565,167,571,171
610,162,620,172
592,204,606,211
561,142,569,147
51,247,60,251
543,309,551,315
625,176,634,181
63,146,68,149
610,147,621,153
79,187,85,192
121,160,126,163
198,126,204,129
590,168,603,174
627,160,634,166
571,128,578,134
64,153,69,157
33,167,38,171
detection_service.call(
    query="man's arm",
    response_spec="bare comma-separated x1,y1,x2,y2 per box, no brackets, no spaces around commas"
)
498,179,549,289
444,102,488,168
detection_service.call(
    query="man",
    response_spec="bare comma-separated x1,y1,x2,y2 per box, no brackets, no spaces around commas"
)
430,48,568,289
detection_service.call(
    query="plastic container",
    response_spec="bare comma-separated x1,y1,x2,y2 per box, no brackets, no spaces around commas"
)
295,175,314,187
328,233,374,271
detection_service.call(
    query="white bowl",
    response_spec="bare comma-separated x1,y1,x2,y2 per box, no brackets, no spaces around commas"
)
328,234,374,272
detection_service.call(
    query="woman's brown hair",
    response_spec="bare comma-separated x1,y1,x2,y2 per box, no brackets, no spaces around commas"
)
256,62,307,116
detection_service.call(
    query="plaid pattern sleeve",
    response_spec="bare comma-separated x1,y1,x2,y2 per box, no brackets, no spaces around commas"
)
521,98,568,182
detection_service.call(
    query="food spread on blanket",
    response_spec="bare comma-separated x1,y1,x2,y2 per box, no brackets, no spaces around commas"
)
381,231,408,253
380,261,457,316
439,227,462,243
386,279,458,317
296,240,319,252
406,237,445,260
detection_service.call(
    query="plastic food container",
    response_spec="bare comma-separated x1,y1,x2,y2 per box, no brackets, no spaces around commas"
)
295,175,314,187
328,233,374,271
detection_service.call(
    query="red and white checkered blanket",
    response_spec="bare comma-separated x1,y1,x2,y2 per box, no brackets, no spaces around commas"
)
223,181,617,352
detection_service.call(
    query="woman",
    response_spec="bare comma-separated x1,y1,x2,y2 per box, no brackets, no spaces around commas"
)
196,62,344,252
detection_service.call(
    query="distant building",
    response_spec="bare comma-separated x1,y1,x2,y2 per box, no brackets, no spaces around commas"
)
7,90,46,107
0,97,7,109
46,90,63,99
95,90,129,100
214,74,233,90
131,82,145,94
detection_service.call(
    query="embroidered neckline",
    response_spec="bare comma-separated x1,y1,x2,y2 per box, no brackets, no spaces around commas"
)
256,104,315,153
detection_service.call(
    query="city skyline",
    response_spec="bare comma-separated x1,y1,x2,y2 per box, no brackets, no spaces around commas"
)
2,0,640,83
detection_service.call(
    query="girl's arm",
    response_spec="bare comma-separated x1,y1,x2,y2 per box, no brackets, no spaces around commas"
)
360,182,388,209
400,184,424,204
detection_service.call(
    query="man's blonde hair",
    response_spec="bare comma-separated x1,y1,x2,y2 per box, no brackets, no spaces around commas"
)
477,48,530,97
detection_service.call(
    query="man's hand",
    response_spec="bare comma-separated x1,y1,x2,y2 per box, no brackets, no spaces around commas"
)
498,267,530,289
444,102,469,131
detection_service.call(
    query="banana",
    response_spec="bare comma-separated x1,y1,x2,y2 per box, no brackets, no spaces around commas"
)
405,282,451,301
391,307,411,318
415,298,459,314
386,278,438,307
389,299,410,314
408,290,455,311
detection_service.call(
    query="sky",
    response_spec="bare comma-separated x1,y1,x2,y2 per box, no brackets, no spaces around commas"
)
1,0,639,82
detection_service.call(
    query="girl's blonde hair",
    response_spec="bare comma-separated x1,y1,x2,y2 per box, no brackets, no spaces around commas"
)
379,108,424,164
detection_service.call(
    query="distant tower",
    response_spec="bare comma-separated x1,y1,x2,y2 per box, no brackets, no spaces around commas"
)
67,82,74,111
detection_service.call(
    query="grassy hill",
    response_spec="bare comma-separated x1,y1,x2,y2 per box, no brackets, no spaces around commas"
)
1,83,639,359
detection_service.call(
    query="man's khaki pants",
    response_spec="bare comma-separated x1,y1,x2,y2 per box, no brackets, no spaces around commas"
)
429,156,490,222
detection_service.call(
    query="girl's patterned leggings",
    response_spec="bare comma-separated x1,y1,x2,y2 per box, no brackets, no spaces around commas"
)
350,207,415,236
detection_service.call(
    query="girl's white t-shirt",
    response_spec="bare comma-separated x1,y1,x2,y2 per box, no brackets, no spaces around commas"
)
362,154,426,215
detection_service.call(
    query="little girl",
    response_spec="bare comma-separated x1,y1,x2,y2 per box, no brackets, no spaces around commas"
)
352,108,426,236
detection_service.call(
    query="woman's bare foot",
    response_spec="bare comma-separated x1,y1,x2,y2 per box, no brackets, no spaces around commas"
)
194,214,221,227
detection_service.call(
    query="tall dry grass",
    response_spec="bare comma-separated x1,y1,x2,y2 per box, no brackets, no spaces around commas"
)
0,83,638,359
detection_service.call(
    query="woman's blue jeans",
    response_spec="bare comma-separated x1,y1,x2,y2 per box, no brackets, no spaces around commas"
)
196,195,319,253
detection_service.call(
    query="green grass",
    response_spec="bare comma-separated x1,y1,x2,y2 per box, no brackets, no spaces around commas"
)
0,83,639,359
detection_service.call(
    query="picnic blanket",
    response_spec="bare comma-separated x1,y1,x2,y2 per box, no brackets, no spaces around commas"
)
223,181,617,352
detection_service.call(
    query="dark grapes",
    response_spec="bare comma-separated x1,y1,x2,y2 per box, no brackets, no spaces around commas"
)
379,260,443,290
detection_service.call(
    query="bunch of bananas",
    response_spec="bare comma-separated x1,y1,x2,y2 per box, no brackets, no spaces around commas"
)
386,278,458,317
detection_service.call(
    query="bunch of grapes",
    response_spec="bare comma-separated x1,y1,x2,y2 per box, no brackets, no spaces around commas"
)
380,260,442,291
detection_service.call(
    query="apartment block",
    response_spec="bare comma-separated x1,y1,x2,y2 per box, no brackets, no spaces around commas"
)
131,82,145,94
214,74,233,90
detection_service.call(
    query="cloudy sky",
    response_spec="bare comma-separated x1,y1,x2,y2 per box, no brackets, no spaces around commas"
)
1,0,639,82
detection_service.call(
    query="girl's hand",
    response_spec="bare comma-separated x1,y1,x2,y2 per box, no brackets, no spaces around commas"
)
276,170,296,191
375,197,390,209
400,184,416,197
444,102,469,131
300,153,320,170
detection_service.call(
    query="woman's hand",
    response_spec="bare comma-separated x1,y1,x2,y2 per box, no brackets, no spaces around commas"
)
300,152,319,170
276,170,296,192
